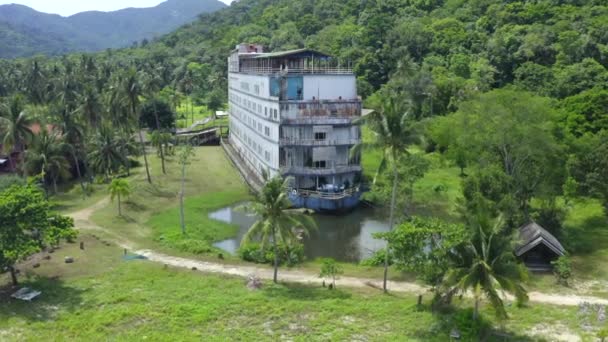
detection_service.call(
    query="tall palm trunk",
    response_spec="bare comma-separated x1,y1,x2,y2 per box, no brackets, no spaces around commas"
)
383,162,398,293
179,162,186,234
154,107,166,175
137,126,152,184
8,265,18,286
272,226,279,284
71,150,86,197
7,153,16,173
190,98,194,126
133,101,152,184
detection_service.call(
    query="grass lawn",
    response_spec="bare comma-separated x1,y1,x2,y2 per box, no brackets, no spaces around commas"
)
0,237,595,341
51,181,109,214
175,98,222,128
89,146,250,255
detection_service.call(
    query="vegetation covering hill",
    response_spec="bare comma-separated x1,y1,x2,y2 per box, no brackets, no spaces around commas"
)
0,0,227,58
1,0,608,338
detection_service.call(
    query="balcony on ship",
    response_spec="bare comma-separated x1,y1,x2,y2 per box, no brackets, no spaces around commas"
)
236,49,353,75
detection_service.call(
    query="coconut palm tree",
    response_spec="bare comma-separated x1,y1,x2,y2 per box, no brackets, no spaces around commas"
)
141,70,167,174
109,178,131,216
53,105,87,193
0,95,34,172
241,175,316,283
122,67,152,184
350,97,417,292
87,126,125,181
76,85,102,130
443,210,529,321
24,128,71,194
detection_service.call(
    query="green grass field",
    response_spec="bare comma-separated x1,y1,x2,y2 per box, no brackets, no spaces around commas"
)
0,236,595,341
89,146,250,255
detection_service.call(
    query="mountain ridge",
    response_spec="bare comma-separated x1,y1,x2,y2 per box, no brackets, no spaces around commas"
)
0,0,227,58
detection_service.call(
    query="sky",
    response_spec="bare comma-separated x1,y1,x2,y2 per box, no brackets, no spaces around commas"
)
0,0,231,16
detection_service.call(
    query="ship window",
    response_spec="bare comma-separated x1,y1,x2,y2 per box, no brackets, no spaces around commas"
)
314,132,326,141
314,161,327,168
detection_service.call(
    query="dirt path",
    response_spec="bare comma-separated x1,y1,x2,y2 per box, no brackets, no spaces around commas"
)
68,198,608,307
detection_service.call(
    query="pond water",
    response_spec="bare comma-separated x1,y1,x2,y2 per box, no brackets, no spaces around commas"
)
210,203,390,263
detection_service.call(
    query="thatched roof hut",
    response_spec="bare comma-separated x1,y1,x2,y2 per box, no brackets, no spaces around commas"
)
515,222,566,271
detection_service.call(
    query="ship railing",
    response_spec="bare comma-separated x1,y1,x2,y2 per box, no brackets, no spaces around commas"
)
239,67,353,74
286,187,360,200
280,164,362,176
279,138,359,146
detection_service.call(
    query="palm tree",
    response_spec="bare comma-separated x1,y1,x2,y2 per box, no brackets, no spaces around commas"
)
76,85,102,129
178,144,194,234
109,178,131,216
87,126,125,181
141,70,167,174
443,211,529,321
241,176,316,283
122,67,152,184
0,95,34,172
53,105,87,194
24,128,71,194
351,97,416,292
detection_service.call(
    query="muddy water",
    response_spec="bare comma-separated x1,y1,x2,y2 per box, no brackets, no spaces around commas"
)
210,203,389,262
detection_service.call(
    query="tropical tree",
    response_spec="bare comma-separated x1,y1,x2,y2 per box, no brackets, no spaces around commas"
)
109,178,131,216
52,105,87,194
241,176,316,283
122,67,152,184
442,209,529,321
0,95,34,171
177,144,195,234
0,183,76,285
88,126,124,180
351,96,417,292
319,258,343,289
24,128,71,194
76,85,103,130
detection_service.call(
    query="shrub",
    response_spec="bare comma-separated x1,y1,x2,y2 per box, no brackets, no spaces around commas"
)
360,248,394,267
173,239,215,254
319,258,343,288
551,255,573,286
238,242,305,267
0,175,25,193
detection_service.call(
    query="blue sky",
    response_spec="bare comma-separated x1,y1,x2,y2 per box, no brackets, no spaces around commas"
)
0,0,231,16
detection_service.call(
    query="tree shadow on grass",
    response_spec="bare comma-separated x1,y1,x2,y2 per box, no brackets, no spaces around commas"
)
124,200,147,212
141,184,175,199
412,306,539,341
0,276,88,322
263,283,352,301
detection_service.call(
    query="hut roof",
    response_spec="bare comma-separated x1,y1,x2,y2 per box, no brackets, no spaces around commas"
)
515,221,566,257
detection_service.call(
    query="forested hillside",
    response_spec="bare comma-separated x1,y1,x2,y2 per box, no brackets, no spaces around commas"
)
0,0,226,58
0,0,607,214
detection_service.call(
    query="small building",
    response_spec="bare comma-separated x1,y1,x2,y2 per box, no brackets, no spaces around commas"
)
515,221,566,271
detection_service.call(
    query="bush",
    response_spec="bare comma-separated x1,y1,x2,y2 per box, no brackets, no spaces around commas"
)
360,248,394,267
238,242,305,267
449,309,491,340
173,239,215,254
0,174,26,193
551,255,573,286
